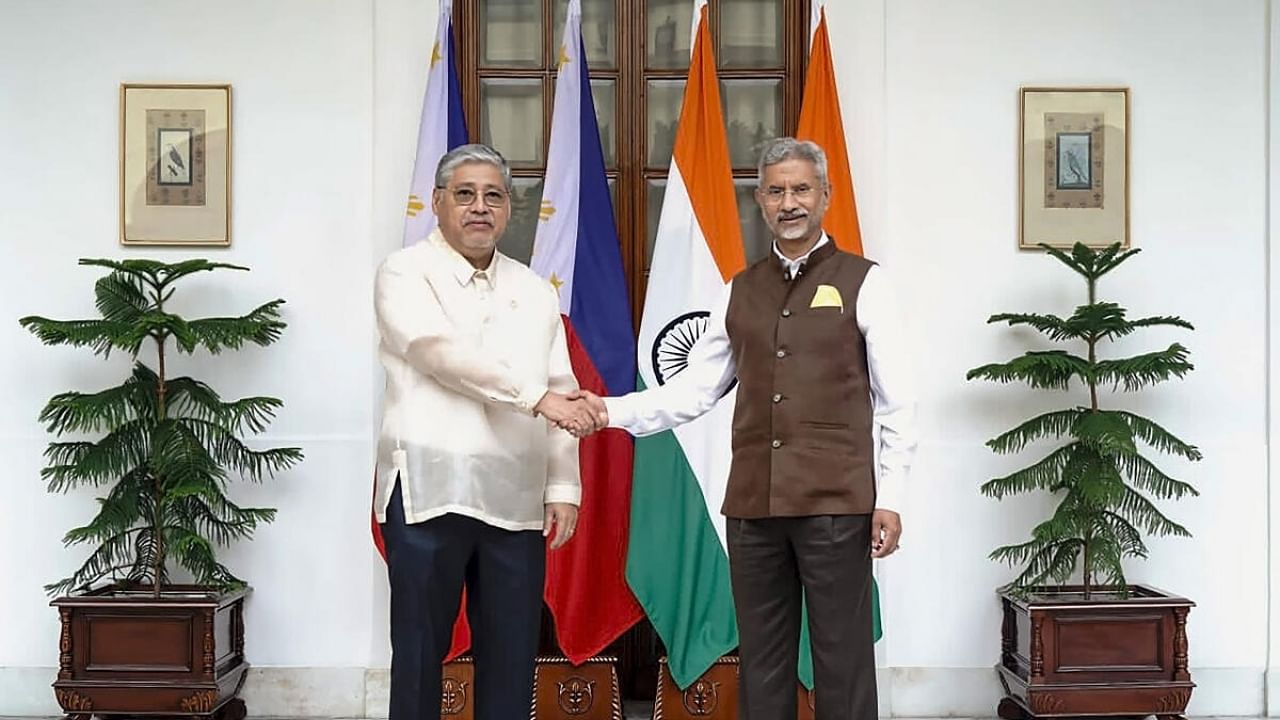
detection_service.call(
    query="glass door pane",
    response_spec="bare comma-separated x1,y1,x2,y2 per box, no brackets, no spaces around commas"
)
735,180,772,263
720,0,783,67
591,79,617,169
481,79,545,168
480,0,543,67
646,0,694,69
720,79,782,168
646,80,685,168
554,0,616,68
500,178,545,263
645,179,667,270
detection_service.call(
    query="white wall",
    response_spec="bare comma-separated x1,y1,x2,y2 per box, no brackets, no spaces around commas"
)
0,0,1274,717
0,0,379,715
858,0,1270,715
1268,0,1280,713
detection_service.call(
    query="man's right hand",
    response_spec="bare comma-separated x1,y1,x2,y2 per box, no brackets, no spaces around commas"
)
569,390,609,428
534,392,600,437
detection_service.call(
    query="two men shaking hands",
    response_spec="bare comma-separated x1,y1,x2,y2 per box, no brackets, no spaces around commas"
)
535,390,608,438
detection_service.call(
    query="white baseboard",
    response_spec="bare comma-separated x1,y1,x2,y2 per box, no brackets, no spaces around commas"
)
0,665,1265,717
0,668,60,716
1265,667,1280,716
364,668,389,718
240,667,367,718
887,667,1002,717
1186,667,1265,717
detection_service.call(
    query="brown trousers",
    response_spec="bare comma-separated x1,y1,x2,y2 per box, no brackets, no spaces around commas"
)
727,514,877,720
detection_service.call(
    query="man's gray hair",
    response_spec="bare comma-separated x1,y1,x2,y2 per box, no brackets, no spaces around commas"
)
435,143,513,191
756,137,829,188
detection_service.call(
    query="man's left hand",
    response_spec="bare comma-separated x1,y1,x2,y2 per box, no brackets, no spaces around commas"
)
544,503,579,550
870,509,901,558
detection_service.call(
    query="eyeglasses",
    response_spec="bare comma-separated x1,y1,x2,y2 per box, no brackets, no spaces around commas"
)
438,186,509,208
758,185,820,205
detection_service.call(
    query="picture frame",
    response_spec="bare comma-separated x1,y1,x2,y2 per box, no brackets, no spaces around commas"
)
1019,87,1129,249
120,83,231,246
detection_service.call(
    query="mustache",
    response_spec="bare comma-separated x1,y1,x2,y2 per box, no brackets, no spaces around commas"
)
774,211,808,221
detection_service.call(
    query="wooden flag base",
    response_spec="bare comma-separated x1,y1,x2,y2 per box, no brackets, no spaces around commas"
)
653,656,817,720
532,656,623,720
439,655,622,719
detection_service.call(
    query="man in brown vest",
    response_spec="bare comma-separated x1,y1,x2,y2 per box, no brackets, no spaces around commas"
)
580,137,917,719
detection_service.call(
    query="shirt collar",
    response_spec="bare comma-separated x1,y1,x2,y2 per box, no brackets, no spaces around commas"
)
772,233,830,279
430,229,499,288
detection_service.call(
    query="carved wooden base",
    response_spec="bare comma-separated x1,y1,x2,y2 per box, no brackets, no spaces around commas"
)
438,655,622,719
51,584,249,718
652,656,820,720
533,656,622,720
654,656,738,719
997,584,1194,720
60,698,246,720
441,658,474,718
1000,692,1190,720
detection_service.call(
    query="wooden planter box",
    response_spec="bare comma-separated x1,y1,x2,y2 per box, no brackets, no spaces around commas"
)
997,584,1194,720
51,584,248,720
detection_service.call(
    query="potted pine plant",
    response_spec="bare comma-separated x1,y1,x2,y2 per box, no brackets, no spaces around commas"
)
966,243,1201,720
20,259,302,720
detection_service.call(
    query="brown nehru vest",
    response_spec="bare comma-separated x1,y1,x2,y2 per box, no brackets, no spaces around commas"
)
722,240,876,518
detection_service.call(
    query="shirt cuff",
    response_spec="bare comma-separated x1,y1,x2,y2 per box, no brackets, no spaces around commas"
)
603,395,634,431
874,469,906,513
518,382,549,416
544,483,581,506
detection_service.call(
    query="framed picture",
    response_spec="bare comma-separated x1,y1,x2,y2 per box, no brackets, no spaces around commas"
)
1019,87,1128,249
120,84,231,246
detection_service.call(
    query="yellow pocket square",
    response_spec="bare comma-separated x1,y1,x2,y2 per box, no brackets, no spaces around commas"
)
809,284,844,312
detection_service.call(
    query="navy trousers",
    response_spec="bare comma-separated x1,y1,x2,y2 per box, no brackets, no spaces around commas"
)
381,480,545,720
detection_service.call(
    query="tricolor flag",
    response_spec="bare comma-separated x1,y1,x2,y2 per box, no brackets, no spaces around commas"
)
529,0,644,663
796,0,883,645
624,0,747,690
401,0,468,247
796,0,863,256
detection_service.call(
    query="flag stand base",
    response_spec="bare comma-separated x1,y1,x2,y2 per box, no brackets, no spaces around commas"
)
439,655,622,719
651,656,816,720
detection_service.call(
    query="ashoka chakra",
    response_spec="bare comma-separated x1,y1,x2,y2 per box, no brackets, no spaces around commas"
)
651,311,711,385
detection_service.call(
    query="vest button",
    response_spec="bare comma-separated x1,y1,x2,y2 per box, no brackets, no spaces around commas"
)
772,393,782,403
775,349,786,358
781,309,792,318
771,439,782,449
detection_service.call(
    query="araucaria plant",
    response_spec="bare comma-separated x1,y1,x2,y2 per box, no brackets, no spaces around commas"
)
20,259,302,598
966,243,1201,599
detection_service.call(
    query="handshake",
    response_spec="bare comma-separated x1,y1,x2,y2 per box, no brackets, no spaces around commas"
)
534,389,610,438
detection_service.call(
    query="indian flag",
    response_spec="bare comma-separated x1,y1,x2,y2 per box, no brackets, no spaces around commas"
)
625,0,745,690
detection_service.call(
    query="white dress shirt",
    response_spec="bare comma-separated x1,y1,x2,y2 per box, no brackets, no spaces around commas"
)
374,230,581,531
605,234,917,511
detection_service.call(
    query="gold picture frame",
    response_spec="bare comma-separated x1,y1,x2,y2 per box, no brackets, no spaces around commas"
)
120,83,231,246
1019,87,1129,249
